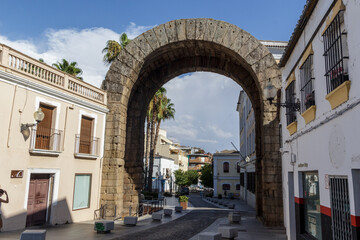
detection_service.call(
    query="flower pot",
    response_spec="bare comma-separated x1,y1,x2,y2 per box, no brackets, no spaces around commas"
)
180,201,188,210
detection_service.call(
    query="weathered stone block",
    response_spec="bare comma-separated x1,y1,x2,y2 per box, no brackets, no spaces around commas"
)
20,230,46,240
94,220,114,232
164,208,173,216
218,226,239,239
175,206,183,213
198,232,221,240
152,212,162,221
124,216,138,226
228,212,241,223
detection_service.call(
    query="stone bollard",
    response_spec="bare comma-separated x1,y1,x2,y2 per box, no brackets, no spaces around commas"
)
152,212,163,221
175,206,183,213
164,209,173,216
198,232,221,240
20,230,46,240
228,212,241,224
94,220,115,233
218,226,239,239
124,216,138,226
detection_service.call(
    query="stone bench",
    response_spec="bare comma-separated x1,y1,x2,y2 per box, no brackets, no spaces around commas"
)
218,226,239,239
164,208,173,216
198,232,221,240
94,220,114,233
20,230,46,240
124,216,138,226
175,206,183,213
228,212,241,223
152,212,163,221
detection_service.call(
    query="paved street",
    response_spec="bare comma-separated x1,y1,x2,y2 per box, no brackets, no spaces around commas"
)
0,194,286,240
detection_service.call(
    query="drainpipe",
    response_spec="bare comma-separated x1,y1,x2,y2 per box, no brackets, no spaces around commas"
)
7,85,18,148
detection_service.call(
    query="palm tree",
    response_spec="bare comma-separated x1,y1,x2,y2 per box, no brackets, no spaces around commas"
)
102,33,131,65
146,87,168,192
52,59,83,80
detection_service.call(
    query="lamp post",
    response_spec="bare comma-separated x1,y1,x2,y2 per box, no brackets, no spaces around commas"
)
20,108,45,141
264,80,301,112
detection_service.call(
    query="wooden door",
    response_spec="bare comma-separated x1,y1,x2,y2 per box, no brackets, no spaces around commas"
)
26,175,50,226
79,116,93,154
35,104,54,150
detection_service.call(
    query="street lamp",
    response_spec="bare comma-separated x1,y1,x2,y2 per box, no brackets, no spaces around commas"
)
264,79,300,112
20,108,45,141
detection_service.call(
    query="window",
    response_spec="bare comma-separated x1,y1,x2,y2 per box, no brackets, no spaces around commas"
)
285,81,296,125
223,162,229,173
237,162,240,173
236,184,240,191
247,172,256,193
302,172,321,239
222,184,230,190
240,173,244,186
79,116,94,154
201,157,205,162
300,55,315,112
73,174,91,210
35,104,55,150
323,10,349,93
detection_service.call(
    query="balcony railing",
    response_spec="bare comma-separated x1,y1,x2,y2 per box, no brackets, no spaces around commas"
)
29,126,62,155
0,44,106,105
74,134,99,159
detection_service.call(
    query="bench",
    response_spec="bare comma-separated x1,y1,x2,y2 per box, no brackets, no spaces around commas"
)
20,230,46,240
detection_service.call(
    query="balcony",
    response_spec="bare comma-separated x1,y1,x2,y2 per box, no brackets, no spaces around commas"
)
74,134,99,159
0,44,106,105
29,126,62,156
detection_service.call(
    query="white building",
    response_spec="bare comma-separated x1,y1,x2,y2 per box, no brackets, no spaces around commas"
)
152,155,178,193
279,0,360,239
0,44,107,231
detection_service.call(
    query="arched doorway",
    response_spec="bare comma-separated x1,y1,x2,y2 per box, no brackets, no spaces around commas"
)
102,18,283,226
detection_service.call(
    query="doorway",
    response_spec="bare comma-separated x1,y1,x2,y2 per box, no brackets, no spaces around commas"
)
26,174,53,227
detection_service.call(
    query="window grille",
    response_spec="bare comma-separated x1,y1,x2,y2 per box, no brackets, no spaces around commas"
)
236,184,240,191
330,176,352,239
285,81,297,125
222,184,230,190
323,12,349,94
300,55,315,112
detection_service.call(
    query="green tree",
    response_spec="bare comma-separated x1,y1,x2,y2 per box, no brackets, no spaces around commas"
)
102,33,131,65
52,59,83,80
200,164,213,188
185,170,199,186
174,169,187,186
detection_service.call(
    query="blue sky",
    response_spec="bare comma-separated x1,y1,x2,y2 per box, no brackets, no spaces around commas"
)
0,0,306,153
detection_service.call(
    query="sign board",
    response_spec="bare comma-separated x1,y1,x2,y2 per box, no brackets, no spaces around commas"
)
325,174,329,189
11,170,24,178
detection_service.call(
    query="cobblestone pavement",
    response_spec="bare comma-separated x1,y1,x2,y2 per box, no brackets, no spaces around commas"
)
114,194,229,240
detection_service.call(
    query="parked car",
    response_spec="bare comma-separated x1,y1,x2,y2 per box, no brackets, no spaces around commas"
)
180,187,189,195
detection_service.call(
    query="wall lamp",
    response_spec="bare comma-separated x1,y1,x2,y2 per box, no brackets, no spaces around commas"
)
20,108,45,141
263,80,300,112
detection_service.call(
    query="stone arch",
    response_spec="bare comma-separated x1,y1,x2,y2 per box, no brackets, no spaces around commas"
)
102,18,282,226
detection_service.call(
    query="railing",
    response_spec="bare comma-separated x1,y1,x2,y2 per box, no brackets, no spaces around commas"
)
29,126,62,152
137,197,165,217
74,134,100,157
0,44,106,105
94,204,107,220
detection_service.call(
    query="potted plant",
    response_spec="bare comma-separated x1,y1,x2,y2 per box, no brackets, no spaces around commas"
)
304,93,315,109
179,195,189,210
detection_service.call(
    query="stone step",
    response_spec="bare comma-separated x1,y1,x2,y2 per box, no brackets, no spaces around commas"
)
20,230,46,240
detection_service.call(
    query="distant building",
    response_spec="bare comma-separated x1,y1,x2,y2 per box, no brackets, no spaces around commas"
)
236,91,256,208
186,148,212,172
213,150,240,198
260,40,287,63
152,155,178,193
0,44,108,231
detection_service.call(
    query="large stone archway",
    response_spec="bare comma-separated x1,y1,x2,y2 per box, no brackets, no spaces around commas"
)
102,18,283,226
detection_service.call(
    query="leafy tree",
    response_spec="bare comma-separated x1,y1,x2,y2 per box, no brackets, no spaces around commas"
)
186,170,199,186
52,59,83,80
174,170,187,186
200,164,213,188
102,33,131,65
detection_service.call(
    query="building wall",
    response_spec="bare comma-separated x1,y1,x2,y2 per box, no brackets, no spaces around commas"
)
281,0,360,239
213,154,240,198
0,45,107,231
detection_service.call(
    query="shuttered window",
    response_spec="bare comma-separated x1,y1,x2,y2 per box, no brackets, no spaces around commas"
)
35,104,54,150
223,162,229,173
79,116,93,154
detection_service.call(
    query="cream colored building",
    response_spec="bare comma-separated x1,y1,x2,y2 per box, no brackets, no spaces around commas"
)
0,44,108,231
213,150,241,198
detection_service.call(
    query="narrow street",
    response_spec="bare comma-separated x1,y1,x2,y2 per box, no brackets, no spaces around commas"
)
115,194,229,240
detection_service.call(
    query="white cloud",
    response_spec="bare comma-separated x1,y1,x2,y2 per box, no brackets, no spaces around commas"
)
0,23,154,88
207,124,233,139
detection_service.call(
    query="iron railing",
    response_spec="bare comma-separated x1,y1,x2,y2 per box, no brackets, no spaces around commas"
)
300,55,315,112
285,81,297,125
74,134,99,156
323,12,349,94
137,197,165,217
30,126,62,152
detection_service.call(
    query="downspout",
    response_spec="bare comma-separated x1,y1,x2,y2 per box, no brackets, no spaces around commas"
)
7,85,18,148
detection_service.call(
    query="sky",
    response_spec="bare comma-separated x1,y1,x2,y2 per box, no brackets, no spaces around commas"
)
0,0,306,153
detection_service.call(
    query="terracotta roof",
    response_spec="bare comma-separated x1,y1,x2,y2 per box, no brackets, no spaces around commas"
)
278,0,318,67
